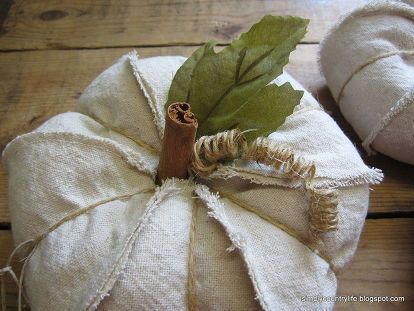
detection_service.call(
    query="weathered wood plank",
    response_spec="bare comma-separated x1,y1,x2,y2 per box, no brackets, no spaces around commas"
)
0,167,8,224
335,218,414,310
0,0,369,50
0,45,413,222
0,43,352,150
0,44,324,152
1,218,413,309
0,230,19,297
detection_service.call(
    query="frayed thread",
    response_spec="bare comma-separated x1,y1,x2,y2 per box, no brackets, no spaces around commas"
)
362,88,414,154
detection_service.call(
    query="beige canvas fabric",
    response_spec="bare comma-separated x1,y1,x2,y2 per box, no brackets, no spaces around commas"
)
320,0,414,164
2,52,382,311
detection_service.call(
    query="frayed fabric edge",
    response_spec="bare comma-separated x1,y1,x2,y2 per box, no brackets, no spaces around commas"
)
362,88,414,154
127,50,166,140
193,184,272,311
195,184,339,311
208,165,383,189
87,179,186,310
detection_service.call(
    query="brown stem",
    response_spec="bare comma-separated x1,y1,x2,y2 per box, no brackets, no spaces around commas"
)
156,103,198,184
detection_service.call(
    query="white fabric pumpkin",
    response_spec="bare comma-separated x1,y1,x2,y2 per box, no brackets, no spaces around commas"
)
320,0,414,164
2,52,382,311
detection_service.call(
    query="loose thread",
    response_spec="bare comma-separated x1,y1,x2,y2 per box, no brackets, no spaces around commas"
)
0,239,35,311
17,247,37,311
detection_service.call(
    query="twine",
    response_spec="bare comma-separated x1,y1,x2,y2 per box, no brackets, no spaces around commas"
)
244,137,316,180
244,137,338,242
192,130,339,242
336,50,414,104
0,188,155,311
0,239,34,311
192,129,247,175
335,50,414,154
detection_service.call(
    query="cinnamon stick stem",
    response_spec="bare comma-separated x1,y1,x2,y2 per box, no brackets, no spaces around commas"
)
156,103,198,184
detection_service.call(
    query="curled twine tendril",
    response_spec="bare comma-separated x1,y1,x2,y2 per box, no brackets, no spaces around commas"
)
191,129,248,175
191,129,339,243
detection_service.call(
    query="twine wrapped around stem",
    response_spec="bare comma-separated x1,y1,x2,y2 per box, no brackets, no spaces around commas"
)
191,129,247,175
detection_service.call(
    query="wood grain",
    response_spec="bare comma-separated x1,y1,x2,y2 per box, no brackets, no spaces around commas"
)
1,218,413,309
0,44,413,222
335,219,414,311
0,1,412,310
0,44,324,151
0,0,369,50
0,44,329,152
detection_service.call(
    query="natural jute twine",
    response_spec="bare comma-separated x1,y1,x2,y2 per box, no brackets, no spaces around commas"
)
192,129,339,241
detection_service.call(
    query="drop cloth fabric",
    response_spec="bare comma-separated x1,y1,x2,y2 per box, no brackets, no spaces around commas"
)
2,52,382,311
320,0,414,164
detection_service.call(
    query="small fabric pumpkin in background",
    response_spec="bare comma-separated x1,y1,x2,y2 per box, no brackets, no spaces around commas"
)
1,16,382,311
320,0,414,165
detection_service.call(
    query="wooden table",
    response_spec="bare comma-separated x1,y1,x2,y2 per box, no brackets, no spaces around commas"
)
0,1,413,310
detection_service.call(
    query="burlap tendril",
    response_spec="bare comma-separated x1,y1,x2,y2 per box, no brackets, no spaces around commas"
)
191,129,339,242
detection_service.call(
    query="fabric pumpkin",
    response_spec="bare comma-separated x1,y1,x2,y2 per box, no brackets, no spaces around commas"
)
320,0,414,164
2,52,382,311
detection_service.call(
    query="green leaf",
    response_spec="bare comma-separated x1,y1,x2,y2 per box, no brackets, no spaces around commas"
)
222,83,303,142
167,15,309,140
168,41,216,103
